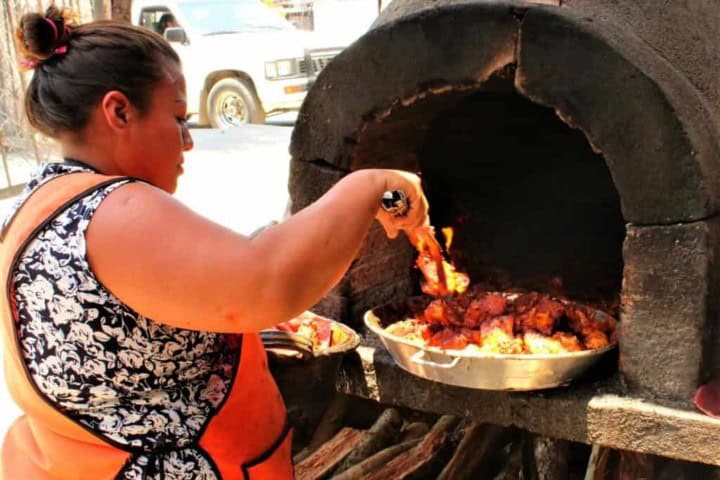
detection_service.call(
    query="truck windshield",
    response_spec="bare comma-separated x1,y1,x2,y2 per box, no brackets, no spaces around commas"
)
177,0,295,35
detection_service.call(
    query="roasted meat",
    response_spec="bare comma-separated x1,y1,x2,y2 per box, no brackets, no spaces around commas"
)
426,328,469,350
463,293,507,328
384,291,617,354
551,332,584,352
409,227,469,297
565,304,612,349
581,329,610,350
423,299,464,327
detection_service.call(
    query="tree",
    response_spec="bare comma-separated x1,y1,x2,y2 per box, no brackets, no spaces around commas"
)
111,0,130,21
0,0,102,186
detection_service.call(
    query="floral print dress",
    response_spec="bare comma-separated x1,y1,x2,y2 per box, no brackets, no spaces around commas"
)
5,162,241,479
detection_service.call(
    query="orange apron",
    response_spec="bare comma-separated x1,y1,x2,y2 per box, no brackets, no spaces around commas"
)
0,172,293,479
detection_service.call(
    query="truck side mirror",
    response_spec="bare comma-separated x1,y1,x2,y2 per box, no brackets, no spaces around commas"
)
164,27,188,45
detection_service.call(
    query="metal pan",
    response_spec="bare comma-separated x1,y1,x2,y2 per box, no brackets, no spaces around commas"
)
364,295,617,391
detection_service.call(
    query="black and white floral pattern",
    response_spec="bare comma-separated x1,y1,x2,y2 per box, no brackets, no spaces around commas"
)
6,163,240,479
118,448,219,479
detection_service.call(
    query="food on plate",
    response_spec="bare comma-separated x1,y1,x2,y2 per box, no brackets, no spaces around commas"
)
272,311,349,351
384,291,617,354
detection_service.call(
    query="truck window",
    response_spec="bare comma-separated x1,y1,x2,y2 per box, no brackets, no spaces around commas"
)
177,0,294,36
139,8,173,35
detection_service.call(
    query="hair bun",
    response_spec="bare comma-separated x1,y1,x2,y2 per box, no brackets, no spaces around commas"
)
16,5,72,69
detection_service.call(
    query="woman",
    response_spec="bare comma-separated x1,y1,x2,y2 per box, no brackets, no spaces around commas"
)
2,6,429,479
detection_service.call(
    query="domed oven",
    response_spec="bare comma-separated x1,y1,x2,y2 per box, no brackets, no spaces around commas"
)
288,0,720,473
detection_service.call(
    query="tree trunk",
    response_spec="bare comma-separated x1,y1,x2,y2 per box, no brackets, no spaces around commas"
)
93,0,111,19
2,0,27,136
111,0,131,22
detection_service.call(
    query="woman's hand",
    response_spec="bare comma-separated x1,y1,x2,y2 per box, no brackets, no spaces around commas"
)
374,170,430,239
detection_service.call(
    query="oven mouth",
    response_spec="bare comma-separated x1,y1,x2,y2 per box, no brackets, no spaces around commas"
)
349,73,627,304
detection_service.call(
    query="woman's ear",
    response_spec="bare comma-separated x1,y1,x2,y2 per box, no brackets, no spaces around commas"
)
101,90,132,132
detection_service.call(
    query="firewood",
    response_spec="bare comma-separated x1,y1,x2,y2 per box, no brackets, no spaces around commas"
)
493,440,524,480
364,415,460,480
585,447,668,480
436,422,511,480
583,444,602,480
295,427,365,480
330,438,422,480
334,407,403,474
526,435,569,480
399,421,430,442
293,394,349,464
586,446,717,480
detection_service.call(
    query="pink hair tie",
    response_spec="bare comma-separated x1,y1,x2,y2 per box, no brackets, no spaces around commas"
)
45,18,70,56
20,59,39,68
45,17,60,41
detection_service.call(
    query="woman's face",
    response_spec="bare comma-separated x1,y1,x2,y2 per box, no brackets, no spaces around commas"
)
124,61,193,193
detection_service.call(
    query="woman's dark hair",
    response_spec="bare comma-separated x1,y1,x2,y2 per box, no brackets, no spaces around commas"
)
16,5,180,138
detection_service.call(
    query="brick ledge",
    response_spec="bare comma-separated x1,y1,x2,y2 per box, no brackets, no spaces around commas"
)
336,336,720,466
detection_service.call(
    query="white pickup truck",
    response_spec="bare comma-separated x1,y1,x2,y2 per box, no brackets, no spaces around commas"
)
132,0,343,126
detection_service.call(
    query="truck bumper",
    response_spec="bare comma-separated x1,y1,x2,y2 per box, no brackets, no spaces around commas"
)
260,78,310,113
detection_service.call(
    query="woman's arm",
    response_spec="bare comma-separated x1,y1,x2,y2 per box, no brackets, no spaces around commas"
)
86,169,428,332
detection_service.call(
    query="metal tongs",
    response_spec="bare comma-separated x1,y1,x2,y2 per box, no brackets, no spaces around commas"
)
259,329,314,360
381,190,449,295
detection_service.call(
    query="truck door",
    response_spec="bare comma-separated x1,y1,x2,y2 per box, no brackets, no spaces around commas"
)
137,7,202,115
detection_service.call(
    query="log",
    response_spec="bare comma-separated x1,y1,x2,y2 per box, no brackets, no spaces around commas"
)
618,452,656,480
365,415,460,480
295,427,365,480
330,438,422,480
584,447,653,480
583,444,602,480
526,435,570,480
493,440,524,480
436,422,512,480
399,421,430,442
585,447,711,480
293,394,348,464
334,408,402,474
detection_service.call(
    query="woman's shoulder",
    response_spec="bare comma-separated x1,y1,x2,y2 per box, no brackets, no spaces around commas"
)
91,180,197,225
1,162,93,233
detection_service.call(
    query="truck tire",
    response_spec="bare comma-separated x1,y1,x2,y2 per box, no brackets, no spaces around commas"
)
207,78,266,127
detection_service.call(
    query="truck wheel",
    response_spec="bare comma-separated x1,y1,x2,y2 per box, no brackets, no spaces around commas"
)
207,78,266,127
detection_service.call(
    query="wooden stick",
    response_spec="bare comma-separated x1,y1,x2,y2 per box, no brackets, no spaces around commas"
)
293,394,348,464
493,440,523,480
584,444,602,480
365,415,460,480
330,438,421,480
334,408,402,474
436,422,510,480
295,427,365,480
399,422,430,442
528,435,569,480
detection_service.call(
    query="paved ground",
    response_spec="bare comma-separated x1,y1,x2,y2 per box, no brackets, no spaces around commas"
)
0,123,295,444
175,123,294,232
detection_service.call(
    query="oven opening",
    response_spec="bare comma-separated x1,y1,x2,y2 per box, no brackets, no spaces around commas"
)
416,83,626,305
